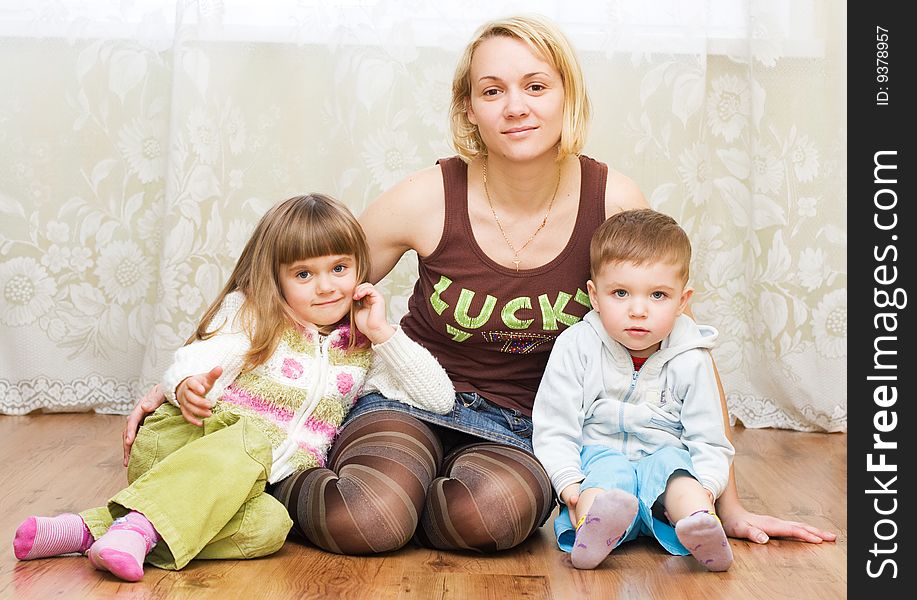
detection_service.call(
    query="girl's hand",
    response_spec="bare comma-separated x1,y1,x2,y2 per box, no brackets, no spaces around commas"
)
122,384,166,467
352,282,396,344
175,366,223,427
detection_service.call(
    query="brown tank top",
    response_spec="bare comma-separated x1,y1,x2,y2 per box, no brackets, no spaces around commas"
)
400,155,608,416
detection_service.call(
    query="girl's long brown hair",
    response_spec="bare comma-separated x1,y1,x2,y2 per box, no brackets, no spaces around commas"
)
188,194,371,372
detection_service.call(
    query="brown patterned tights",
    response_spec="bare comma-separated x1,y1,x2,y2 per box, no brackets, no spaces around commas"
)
271,410,554,554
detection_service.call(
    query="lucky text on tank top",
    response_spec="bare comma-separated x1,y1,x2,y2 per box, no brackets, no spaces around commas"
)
427,273,592,352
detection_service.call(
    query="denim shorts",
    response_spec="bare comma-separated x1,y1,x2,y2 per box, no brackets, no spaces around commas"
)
345,391,535,454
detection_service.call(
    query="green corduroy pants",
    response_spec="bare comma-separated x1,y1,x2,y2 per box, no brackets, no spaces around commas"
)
81,404,292,570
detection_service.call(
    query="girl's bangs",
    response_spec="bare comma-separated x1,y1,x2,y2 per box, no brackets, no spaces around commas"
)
277,212,360,265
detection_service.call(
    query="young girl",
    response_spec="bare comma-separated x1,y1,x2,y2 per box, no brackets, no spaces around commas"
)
12,193,455,582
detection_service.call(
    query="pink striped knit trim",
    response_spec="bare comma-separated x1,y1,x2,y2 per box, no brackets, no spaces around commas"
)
221,384,293,426
285,439,327,468
299,415,339,441
303,444,327,468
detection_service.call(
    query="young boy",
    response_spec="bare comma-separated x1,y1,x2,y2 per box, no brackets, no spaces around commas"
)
532,208,735,571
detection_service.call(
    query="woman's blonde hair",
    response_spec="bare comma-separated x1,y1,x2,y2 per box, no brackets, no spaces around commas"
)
450,14,591,162
190,194,371,371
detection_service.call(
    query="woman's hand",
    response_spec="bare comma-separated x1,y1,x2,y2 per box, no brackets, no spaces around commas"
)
122,383,166,467
352,282,395,344
717,497,838,544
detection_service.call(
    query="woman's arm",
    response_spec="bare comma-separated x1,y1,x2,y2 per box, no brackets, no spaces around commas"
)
710,364,837,544
359,165,446,284
685,303,837,543
603,169,651,217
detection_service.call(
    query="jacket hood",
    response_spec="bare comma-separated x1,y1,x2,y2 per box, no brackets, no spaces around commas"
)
583,310,717,367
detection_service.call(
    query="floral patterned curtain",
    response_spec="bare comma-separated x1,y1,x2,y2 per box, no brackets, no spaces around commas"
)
0,0,845,431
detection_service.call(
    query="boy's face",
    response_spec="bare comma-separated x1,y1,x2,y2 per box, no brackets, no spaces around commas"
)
587,260,693,358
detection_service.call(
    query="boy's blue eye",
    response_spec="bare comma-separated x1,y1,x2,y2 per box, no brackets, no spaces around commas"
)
651,291,666,299
614,290,627,297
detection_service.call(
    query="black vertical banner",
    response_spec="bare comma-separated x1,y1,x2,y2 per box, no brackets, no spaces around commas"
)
849,3,911,597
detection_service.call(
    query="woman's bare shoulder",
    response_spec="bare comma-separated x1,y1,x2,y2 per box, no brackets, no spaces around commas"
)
603,168,650,217
360,164,446,259
368,164,445,215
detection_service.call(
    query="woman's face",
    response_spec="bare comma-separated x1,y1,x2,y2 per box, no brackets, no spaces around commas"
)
466,35,565,163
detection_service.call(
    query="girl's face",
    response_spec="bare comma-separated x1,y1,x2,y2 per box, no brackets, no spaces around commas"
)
279,254,358,329
466,35,565,163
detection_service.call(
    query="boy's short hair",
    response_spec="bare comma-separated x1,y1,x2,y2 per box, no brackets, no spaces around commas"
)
590,209,692,283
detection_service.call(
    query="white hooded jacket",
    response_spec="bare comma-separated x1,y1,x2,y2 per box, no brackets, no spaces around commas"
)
532,311,734,499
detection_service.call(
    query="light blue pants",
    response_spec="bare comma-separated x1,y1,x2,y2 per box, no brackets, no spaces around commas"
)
554,445,700,555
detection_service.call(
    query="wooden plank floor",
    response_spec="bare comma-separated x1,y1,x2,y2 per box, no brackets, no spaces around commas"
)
0,414,846,599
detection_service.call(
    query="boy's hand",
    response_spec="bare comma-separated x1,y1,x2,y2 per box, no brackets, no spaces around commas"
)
352,283,395,344
560,483,581,510
175,366,222,426
561,483,582,524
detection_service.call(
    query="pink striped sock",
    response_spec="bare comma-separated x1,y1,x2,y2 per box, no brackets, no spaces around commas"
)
13,513,94,560
88,511,159,582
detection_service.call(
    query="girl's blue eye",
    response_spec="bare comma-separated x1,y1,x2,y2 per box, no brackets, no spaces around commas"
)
296,271,311,280
332,264,346,273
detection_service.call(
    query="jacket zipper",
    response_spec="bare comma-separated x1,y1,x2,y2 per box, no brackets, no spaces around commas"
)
619,369,640,456
274,329,334,473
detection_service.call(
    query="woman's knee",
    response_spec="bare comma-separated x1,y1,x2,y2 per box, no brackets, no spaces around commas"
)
419,444,555,552
275,463,418,554
273,411,443,555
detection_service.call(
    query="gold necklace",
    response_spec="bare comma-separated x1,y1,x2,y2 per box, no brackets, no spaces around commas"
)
482,159,562,271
